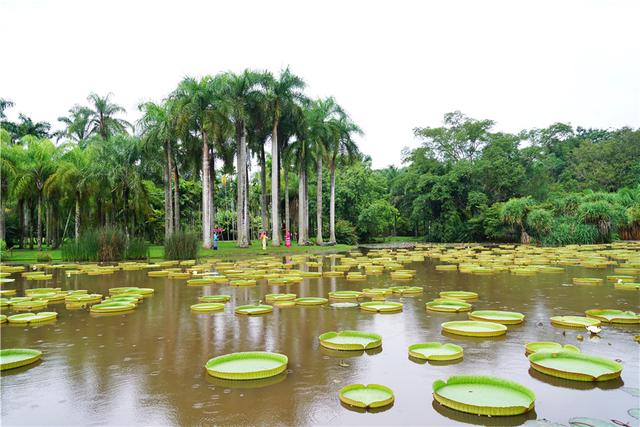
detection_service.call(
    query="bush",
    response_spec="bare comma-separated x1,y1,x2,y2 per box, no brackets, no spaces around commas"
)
62,227,145,262
540,217,600,246
0,239,6,254
125,237,149,260
164,230,199,260
36,252,52,262
334,219,358,245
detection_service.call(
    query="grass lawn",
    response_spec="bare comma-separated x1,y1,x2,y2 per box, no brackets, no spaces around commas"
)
1,240,356,263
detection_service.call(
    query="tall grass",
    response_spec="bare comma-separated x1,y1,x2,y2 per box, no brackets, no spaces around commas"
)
62,227,148,262
164,230,199,260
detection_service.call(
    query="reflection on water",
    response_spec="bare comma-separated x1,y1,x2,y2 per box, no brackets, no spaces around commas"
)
1,255,639,426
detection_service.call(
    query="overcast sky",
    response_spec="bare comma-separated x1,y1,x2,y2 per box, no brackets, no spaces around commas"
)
1,0,638,168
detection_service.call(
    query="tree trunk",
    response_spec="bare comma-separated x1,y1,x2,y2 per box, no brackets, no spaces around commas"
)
520,228,530,245
236,124,249,247
0,192,5,243
298,166,305,245
164,140,174,239
284,167,290,233
75,192,81,241
45,202,50,247
37,192,43,250
259,144,269,236
173,164,180,231
26,202,33,249
201,131,211,248
123,186,129,236
304,171,309,244
270,118,280,245
18,199,24,248
316,157,323,244
329,159,336,243
210,153,216,229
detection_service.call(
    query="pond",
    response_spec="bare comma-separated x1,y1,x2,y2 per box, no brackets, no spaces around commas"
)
1,245,639,426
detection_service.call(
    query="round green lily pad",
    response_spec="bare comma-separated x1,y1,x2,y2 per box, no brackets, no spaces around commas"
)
360,301,403,313
205,351,288,380
585,309,639,324
426,299,472,313
330,302,359,308
439,291,478,301
90,301,135,313
339,384,394,408
528,350,622,382
0,349,43,371
264,293,296,303
0,314,6,323
328,291,363,299
199,295,231,303
390,286,423,295
550,316,601,328
409,342,463,361
7,312,58,324
191,303,225,312
235,305,273,315
615,282,640,290
319,330,382,351
294,297,328,306
524,342,580,355
468,310,525,325
432,375,535,416
11,300,48,310
441,321,507,337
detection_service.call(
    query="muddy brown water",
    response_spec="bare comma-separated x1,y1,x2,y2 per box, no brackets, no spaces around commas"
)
1,256,639,426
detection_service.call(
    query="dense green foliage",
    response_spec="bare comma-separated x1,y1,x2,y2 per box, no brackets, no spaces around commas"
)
60,227,147,261
163,230,199,260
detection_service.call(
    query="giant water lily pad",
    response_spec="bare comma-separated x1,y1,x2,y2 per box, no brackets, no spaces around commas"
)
330,302,359,308
409,342,463,361
265,293,296,303
439,291,478,301
426,299,472,313
0,349,42,371
528,351,622,382
205,351,288,380
328,291,363,299
8,312,58,324
319,330,382,351
339,384,394,408
360,301,403,313
235,305,273,315
294,297,328,306
614,282,640,290
550,316,601,328
191,303,225,312
433,375,535,416
468,310,525,325
524,342,580,355
199,295,231,303
0,314,6,323
584,309,639,324
90,302,135,313
441,321,507,337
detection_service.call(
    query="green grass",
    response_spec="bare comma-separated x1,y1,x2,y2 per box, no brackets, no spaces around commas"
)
1,240,356,263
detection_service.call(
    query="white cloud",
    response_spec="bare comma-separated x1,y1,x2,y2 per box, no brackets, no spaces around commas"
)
1,0,638,168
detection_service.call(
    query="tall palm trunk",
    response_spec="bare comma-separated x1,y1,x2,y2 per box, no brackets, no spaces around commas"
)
236,124,249,247
173,163,180,231
37,191,43,250
75,191,81,241
0,182,6,243
304,172,309,242
164,140,174,239
270,118,281,245
329,159,337,243
26,202,33,249
316,158,323,244
259,144,268,233
210,153,216,230
298,166,306,245
18,200,24,248
201,132,212,248
284,168,290,233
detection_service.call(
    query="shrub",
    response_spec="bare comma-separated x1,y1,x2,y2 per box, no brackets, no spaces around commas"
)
527,208,553,237
96,227,127,262
540,217,600,246
334,219,358,245
164,230,199,260
0,239,6,254
125,237,149,260
36,252,52,262
62,229,99,261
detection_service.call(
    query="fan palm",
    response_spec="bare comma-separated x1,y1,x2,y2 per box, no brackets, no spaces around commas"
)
87,93,131,139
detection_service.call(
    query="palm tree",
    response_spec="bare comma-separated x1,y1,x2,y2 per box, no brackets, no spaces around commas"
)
45,145,92,241
139,100,178,240
87,93,131,139
0,129,17,241
265,68,306,245
328,111,362,243
12,136,59,250
5,114,52,143
55,105,93,144
218,70,265,248
0,98,14,119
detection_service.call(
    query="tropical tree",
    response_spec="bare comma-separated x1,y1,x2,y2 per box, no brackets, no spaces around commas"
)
500,197,534,243
265,67,306,245
12,136,59,249
0,129,17,241
87,93,131,139
55,105,93,144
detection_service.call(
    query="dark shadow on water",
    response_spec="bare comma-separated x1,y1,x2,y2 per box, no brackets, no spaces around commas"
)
340,401,394,413
0,359,43,376
528,367,624,390
320,346,383,358
205,371,288,389
432,400,537,426
408,355,464,366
